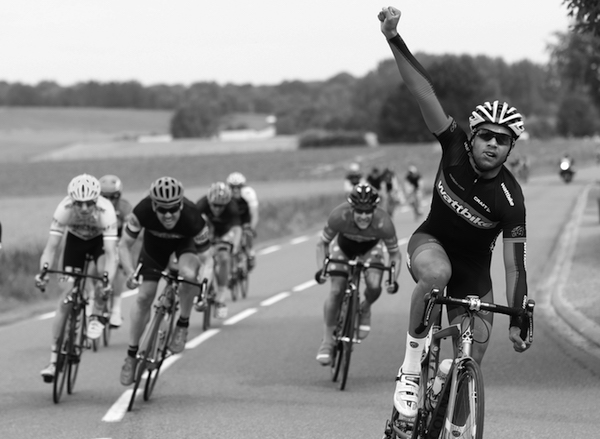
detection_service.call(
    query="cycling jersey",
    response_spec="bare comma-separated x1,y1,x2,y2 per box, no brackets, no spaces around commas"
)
405,172,421,189
50,195,118,242
387,33,527,317
418,121,526,255
196,196,242,238
114,198,133,237
321,203,399,258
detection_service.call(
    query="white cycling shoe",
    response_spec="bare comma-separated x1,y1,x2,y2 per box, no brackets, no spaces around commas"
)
393,369,420,420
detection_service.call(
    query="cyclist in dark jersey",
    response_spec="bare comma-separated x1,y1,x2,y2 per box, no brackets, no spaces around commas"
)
379,6,532,421
99,174,133,328
118,176,210,386
195,182,243,319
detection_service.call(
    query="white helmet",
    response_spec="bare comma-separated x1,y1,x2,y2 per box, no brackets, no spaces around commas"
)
68,174,101,202
469,100,525,139
226,172,247,187
150,176,184,207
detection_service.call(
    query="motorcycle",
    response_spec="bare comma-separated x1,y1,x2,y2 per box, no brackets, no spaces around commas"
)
559,159,575,183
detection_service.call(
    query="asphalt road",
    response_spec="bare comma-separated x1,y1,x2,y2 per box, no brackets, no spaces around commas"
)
1,170,600,439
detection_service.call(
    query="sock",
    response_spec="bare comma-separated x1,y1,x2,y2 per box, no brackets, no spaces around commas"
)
127,345,139,358
177,317,190,328
399,333,425,375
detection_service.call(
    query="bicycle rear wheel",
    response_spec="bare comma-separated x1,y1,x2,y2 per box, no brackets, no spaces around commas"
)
442,359,484,439
67,306,86,394
52,305,73,404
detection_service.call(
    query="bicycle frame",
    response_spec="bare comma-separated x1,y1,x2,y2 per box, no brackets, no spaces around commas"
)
38,256,109,404
321,256,395,391
384,289,535,439
127,267,204,411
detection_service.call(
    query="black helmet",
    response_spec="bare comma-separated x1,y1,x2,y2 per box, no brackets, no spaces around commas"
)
347,183,380,211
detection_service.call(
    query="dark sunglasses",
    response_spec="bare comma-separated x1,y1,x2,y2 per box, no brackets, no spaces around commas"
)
101,193,120,201
354,208,374,215
73,200,97,208
155,204,181,214
210,203,227,209
475,129,513,147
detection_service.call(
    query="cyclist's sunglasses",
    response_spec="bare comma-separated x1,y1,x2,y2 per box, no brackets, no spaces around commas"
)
73,200,97,208
354,208,374,215
210,202,228,209
101,192,120,201
475,128,513,146
155,203,182,214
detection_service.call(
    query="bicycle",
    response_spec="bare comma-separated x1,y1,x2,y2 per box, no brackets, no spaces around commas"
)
229,244,250,301
382,288,535,439
89,283,114,351
37,256,109,404
317,256,397,391
127,266,205,411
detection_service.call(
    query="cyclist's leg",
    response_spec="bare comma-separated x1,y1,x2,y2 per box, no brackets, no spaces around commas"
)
85,239,107,339
109,267,127,327
394,232,451,419
316,242,349,365
445,254,495,365
359,242,386,339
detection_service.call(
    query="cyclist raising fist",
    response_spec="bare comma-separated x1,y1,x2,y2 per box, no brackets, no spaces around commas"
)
378,6,531,421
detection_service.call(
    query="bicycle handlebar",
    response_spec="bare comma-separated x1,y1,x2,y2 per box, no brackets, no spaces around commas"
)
417,288,535,343
316,256,398,293
37,262,109,293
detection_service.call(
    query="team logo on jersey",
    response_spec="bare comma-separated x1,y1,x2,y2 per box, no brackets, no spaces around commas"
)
501,182,515,206
436,176,498,229
510,226,525,238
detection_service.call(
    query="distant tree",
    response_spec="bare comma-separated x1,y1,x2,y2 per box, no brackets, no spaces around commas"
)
549,31,600,110
377,83,430,143
170,102,221,138
564,0,600,36
556,92,599,136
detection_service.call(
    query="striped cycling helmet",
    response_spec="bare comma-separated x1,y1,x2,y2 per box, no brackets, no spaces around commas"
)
68,174,101,202
469,100,525,139
149,176,184,207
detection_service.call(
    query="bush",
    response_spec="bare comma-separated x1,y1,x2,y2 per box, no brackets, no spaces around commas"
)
298,129,367,149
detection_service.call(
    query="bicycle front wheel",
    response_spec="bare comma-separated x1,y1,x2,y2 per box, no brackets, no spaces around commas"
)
52,305,73,404
338,292,357,391
145,310,175,401
67,306,86,394
442,359,485,439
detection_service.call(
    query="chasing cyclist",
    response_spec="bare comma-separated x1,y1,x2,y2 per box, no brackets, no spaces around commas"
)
315,183,401,365
379,6,532,421
118,177,211,386
98,174,133,328
403,165,423,220
195,182,243,319
35,174,119,383
344,162,365,195
226,172,259,271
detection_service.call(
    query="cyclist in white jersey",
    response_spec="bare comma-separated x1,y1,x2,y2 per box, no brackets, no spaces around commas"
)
35,174,118,383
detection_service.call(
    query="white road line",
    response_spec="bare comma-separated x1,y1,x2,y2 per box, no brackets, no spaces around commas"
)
185,328,220,349
290,236,310,245
293,280,316,292
257,245,280,255
37,311,55,320
260,292,291,306
103,389,134,422
222,308,258,325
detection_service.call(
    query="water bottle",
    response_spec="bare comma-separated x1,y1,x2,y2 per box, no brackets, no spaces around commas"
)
430,359,452,405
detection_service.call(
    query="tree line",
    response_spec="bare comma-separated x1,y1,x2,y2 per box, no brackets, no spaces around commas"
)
1,29,598,142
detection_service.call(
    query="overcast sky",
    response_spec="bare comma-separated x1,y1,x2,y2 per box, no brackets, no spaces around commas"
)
1,1,572,87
